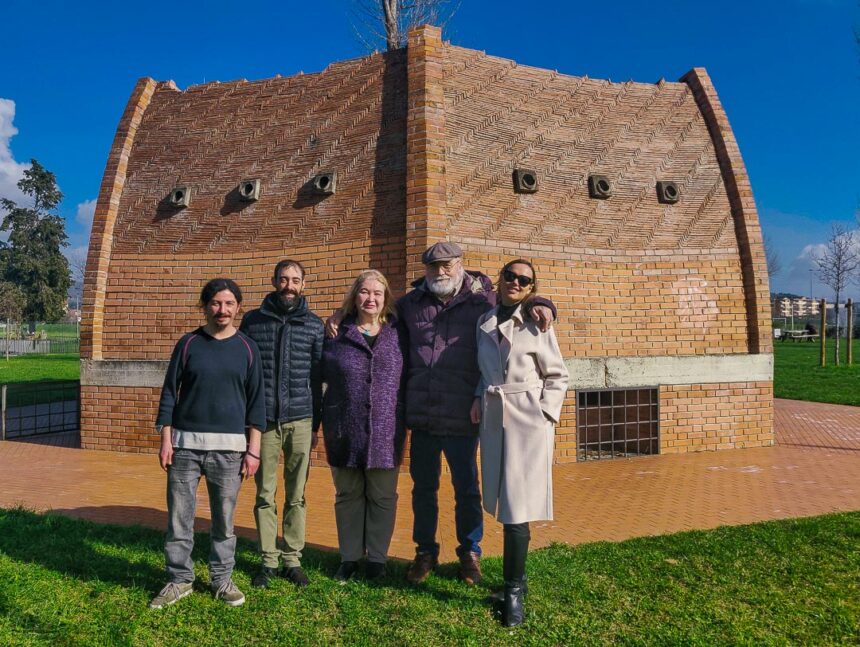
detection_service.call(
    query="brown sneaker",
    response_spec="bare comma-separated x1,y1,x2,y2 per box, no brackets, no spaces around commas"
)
406,552,438,584
458,551,482,585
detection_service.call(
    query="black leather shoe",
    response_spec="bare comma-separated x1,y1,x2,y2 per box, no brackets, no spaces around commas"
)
252,566,278,589
282,566,310,588
503,580,525,627
334,561,358,582
365,561,386,580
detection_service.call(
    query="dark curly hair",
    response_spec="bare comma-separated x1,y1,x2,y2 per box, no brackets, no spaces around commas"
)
199,278,243,307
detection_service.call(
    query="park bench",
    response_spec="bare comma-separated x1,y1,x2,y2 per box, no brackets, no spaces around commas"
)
780,331,819,342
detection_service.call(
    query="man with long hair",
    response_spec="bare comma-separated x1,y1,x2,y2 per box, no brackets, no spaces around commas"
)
151,278,264,609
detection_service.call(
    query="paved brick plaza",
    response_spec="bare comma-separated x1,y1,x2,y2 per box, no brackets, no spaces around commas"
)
1,399,857,562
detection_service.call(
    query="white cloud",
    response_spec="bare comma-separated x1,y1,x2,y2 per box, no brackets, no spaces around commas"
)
75,198,97,228
0,98,30,207
798,243,826,260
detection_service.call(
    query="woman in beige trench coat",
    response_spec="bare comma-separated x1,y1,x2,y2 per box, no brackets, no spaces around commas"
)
470,258,569,627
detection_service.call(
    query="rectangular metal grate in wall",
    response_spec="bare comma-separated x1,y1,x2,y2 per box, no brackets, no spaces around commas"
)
576,388,659,461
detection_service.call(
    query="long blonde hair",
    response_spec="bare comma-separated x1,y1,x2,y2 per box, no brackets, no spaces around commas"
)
340,269,396,324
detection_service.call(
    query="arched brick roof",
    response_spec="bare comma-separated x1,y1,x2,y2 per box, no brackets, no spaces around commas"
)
441,45,734,251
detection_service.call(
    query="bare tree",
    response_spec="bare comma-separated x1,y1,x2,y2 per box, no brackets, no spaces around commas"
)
352,0,460,51
763,234,782,281
67,248,87,311
815,223,860,365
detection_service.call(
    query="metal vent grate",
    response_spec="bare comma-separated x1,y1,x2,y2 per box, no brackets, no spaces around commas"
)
576,388,659,460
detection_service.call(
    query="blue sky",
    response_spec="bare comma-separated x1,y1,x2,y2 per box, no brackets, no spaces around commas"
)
1,0,857,297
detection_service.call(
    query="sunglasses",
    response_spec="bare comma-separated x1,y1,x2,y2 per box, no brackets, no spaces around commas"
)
502,269,533,288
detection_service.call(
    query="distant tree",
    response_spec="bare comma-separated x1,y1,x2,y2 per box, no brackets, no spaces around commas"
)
67,247,88,310
815,223,860,365
763,234,782,281
0,281,25,322
353,0,459,51
0,281,25,360
0,160,71,323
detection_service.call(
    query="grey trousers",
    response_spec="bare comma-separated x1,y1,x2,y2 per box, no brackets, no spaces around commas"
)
331,467,399,563
165,448,243,587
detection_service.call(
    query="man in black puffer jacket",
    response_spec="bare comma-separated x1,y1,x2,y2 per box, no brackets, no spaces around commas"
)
240,259,324,589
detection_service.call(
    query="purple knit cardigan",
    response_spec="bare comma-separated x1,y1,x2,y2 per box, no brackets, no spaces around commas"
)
321,317,406,469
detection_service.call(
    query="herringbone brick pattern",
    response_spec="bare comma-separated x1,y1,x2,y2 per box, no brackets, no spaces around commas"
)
442,46,732,251
3,399,856,563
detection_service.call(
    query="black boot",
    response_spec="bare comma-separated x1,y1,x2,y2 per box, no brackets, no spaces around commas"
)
503,580,525,627
490,575,528,601
498,523,530,626
503,524,530,575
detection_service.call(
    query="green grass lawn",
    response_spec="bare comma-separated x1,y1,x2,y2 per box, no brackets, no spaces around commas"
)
0,508,856,646
0,354,79,385
34,323,79,339
773,340,860,406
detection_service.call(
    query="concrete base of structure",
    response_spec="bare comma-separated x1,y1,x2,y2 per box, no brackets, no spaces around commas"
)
80,355,775,463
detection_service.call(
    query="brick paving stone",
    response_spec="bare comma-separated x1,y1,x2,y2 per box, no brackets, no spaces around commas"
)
0,399,857,564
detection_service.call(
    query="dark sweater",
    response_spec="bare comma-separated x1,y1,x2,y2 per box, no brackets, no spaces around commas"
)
156,328,266,434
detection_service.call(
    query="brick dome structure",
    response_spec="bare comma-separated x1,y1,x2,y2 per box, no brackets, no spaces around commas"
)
81,26,773,462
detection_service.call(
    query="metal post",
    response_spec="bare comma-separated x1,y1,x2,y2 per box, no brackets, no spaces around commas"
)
1,384,6,441
848,299,854,365
820,299,827,368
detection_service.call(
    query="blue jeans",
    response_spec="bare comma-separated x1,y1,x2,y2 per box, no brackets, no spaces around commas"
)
409,430,483,558
165,449,243,587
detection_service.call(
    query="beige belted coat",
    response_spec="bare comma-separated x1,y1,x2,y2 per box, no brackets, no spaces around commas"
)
476,304,569,524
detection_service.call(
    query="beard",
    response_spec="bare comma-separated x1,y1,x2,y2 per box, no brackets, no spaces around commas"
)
278,289,301,309
426,268,464,299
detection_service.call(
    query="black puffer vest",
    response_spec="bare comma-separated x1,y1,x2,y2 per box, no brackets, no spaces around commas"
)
240,293,324,427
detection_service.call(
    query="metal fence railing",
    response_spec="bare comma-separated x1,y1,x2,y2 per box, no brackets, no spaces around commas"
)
1,381,80,439
0,322,80,357
0,338,80,356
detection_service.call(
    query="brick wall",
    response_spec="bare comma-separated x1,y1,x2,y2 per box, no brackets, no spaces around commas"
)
99,237,405,358
81,24,773,462
81,49,410,458
81,385,161,451
460,245,749,357
660,381,774,452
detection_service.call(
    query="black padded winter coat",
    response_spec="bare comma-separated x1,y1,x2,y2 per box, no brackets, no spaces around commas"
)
240,293,324,429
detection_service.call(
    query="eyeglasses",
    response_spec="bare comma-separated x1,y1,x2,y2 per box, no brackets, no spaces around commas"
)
502,269,533,288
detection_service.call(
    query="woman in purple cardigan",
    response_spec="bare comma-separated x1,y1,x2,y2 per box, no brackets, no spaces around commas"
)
321,269,406,581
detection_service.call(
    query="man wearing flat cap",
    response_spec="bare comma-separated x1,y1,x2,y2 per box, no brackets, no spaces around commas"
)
328,242,555,585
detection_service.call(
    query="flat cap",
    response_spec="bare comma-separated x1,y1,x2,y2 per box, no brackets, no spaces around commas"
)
422,241,463,264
